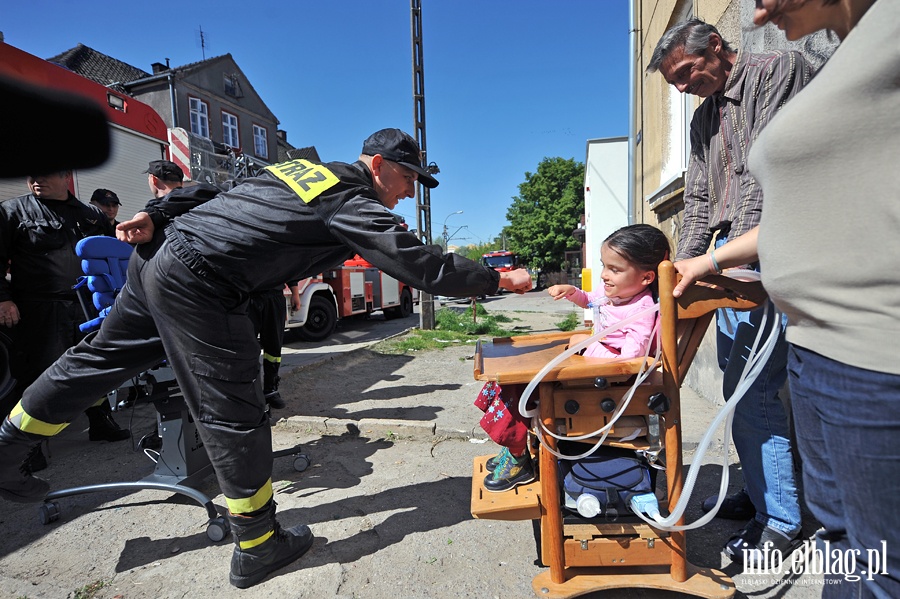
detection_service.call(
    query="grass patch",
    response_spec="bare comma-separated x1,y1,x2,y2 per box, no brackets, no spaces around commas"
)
73,580,108,599
374,306,519,354
556,311,581,332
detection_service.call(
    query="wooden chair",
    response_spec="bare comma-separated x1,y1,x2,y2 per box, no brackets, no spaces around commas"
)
470,261,767,598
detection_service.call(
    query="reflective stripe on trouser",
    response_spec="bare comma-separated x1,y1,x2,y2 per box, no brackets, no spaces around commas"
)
8,402,69,437
229,499,277,550
19,237,274,507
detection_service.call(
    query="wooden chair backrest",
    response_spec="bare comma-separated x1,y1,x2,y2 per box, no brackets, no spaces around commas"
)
657,261,766,388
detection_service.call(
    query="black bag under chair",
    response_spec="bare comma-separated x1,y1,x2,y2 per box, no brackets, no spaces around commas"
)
559,445,654,521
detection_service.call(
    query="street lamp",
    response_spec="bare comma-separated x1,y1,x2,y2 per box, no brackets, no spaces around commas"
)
442,210,463,248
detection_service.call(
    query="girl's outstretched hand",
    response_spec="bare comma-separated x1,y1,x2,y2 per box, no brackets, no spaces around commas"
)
547,284,576,300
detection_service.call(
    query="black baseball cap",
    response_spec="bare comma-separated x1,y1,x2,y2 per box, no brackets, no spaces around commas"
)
144,160,184,182
90,188,121,206
361,128,438,188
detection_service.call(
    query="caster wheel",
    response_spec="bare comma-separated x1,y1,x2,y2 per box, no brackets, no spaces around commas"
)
39,501,60,525
293,454,310,472
207,516,230,542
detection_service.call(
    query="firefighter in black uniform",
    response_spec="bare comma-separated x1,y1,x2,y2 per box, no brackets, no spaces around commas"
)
0,171,130,472
0,129,532,588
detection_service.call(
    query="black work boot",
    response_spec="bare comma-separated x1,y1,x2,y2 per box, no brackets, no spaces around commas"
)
22,443,48,474
263,375,286,410
0,417,49,503
229,501,314,589
86,401,131,442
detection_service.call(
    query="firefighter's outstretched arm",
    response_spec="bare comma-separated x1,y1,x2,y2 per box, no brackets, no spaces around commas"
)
116,212,154,244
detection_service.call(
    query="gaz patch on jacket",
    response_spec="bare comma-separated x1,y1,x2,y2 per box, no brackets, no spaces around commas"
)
265,159,339,203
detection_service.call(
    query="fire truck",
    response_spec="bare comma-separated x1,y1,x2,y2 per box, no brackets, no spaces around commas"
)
285,256,418,342
481,250,520,294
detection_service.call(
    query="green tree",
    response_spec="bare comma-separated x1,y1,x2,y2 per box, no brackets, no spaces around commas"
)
506,157,584,271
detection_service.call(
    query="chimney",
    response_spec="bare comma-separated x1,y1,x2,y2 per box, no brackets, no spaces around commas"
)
151,62,169,75
276,129,287,142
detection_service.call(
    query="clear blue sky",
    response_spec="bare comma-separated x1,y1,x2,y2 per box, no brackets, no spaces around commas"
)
1,0,629,246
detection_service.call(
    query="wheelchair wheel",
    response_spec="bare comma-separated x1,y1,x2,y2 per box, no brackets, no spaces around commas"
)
293,454,311,472
206,516,230,542
39,501,60,525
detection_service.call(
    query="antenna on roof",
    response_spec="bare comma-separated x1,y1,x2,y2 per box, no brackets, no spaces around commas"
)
196,26,210,60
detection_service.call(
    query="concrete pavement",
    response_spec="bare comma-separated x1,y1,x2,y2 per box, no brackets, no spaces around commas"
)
0,291,827,599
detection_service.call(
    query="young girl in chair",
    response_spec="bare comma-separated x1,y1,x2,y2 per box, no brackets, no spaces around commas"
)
477,224,670,492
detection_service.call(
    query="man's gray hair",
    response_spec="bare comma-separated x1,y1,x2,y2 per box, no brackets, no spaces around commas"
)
647,18,735,73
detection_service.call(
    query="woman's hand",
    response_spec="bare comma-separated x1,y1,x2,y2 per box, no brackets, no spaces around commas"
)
672,256,713,297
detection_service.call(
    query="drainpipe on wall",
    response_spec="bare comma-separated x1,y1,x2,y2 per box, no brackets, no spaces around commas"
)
627,0,637,225
168,72,177,128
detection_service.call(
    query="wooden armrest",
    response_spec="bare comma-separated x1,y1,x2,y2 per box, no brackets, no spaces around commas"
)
676,273,767,319
475,332,655,384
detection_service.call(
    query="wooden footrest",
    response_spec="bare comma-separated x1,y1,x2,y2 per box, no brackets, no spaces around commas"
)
470,454,541,521
531,563,734,599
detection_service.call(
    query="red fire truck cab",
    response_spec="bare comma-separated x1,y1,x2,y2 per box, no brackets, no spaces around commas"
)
285,257,418,342
481,251,519,294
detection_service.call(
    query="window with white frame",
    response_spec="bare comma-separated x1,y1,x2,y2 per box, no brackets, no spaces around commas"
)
222,111,239,148
659,87,694,182
253,125,268,159
653,2,696,182
189,97,209,138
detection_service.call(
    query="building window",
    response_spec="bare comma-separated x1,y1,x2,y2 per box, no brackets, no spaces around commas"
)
223,73,242,98
222,111,239,148
253,125,268,159
189,97,209,138
659,88,694,182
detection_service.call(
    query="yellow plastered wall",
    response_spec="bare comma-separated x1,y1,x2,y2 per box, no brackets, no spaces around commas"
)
632,0,738,402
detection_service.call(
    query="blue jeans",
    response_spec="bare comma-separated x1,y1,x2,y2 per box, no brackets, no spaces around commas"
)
789,344,900,599
717,303,801,534
714,235,801,535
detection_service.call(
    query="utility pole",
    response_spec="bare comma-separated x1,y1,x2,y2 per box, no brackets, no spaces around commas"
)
411,0,436,329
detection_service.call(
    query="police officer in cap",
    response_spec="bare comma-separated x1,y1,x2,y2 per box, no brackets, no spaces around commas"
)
90,188,121,225
144,160,185,206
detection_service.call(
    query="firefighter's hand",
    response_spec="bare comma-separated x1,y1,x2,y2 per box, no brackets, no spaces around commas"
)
499,269,533,294
117,212,155,244
0,300,20,328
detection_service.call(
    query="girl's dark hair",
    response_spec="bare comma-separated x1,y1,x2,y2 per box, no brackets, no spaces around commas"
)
603,224,671,296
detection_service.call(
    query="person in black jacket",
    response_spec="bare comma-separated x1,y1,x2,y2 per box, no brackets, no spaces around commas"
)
0,171,130,473
89,188,121,226
0,129,532,589
144,159,186,206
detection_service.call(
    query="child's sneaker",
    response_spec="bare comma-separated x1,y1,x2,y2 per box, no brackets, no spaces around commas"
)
484,451,534,492
485,447,511,473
